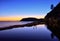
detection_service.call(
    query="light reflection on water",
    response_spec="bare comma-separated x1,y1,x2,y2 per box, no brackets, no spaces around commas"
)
0,22,58,41
0,21,33,27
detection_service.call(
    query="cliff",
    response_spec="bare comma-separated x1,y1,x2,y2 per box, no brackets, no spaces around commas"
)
45,3,60,26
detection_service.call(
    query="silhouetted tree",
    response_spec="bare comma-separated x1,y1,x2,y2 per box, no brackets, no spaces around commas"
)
51,4,54,10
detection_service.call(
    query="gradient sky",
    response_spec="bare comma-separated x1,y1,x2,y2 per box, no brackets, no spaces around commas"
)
0,0,60,21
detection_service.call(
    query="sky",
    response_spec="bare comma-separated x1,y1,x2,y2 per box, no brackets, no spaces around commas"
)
0,0,60,21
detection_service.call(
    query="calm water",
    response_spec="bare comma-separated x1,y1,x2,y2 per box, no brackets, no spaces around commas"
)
0,22,58,41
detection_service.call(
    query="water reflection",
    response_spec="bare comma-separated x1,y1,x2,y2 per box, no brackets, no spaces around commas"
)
0,24,52,41
46,22,60,40
0,21,60,41
0,21,44,31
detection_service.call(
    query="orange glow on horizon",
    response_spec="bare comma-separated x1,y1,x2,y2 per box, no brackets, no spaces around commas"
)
0,16,44,21
0,16,22,21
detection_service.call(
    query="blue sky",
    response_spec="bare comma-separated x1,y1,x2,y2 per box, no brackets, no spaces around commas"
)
0,0,60,17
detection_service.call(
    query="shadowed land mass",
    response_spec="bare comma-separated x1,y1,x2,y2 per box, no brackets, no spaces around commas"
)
45,3,60,40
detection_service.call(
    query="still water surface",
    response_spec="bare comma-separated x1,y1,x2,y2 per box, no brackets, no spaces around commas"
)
0,22,58,41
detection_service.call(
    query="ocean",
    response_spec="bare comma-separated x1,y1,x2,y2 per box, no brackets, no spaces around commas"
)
0,21,58,41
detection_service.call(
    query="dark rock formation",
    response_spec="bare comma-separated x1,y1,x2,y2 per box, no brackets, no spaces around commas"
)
45,3,60,26
38,18,45,22
20,17,38,21
45,3,60,40
45,3,60,19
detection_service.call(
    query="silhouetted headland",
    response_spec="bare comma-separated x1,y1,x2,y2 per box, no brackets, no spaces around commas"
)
45,3,60,25
20,17,38,21
20,17,45,24
45,3,60,40
20,17,44,22
45,2,60,29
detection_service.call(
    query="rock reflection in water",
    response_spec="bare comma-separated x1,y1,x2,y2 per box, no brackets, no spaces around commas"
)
46,22,60,40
